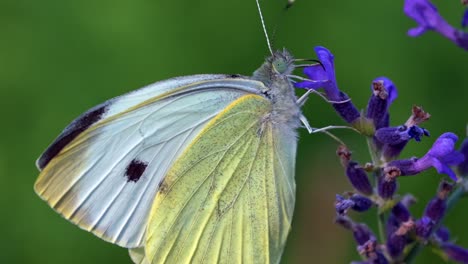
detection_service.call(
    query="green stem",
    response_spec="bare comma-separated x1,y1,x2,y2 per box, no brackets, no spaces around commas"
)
366,137,379,166
404,184,466,263
367,137,387,244
404,242,423,264
446,185,465,211
377,211,387,244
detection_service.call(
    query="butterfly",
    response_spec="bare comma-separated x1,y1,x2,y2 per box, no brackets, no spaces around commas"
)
34,2,318,263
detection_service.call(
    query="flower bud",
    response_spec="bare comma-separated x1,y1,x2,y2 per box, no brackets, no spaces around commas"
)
435,226,451,242
346,161,373,195
391,202,411,222
376,125,429,159
415,216,434,239
378,167,400,200
366,77,398,130
387,233,407,259
424,181,453,222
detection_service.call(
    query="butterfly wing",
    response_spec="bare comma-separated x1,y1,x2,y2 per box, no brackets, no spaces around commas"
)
143,94,297,263
34,74,266,248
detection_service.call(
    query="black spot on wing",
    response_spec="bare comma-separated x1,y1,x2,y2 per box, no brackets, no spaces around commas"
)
229,74,242,78
37,102,110,170
125,159,148,182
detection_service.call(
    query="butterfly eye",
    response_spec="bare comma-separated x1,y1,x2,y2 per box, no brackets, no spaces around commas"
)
272,58,288,74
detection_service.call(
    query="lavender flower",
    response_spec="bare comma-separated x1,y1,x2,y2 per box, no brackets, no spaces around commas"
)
373,106,430,160
335,215,376,245
366,77,398,130
335,194,373,214
346,162,374,195
294,46,361,123
386,196,415,240
387,233,408,259
423,181,453,222
441,243,468,263
338,145,374,195
376,125,429,144
391,201,412,222
377,167,399,200
404,0,468,50
387,132,464,181
375,125,430,159
435,226,451,242
321,45,467,263
415,216,434,239
336,216,389,263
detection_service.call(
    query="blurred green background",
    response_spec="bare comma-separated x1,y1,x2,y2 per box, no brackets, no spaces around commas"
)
1,0,467,263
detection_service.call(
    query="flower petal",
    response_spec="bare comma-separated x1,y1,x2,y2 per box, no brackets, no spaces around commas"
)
431,158,458,181
408,26,428,37
374,77,398,105
303,64,328,81
427,132,458,158
313,46,335,78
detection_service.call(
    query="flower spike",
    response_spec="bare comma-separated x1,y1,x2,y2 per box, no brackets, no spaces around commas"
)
387,132,464,181
294,46,361,124
404,0,468,50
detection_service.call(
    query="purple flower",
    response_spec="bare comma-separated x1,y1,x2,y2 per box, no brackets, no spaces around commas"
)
357,240,389,264
415,216,435,239
387,233,408,259
404,0,468,50
375,125,429,159
387,218,415,259
346,161,374,195
387,132,464,181
366,77,398,130
386,196,415,237
334,194,374,215
335,215,377,246
392,201,412,222
435,226,451,242
377,167,400,200
423,181,453,222
441,243,468,263
295,46,361,123
294,46,338,98
353,223,376,246
335,194,356,214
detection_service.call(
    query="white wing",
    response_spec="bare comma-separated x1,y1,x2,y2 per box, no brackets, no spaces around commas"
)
34,74,266,248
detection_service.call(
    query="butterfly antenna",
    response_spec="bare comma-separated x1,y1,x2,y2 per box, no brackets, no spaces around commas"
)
255,0,274,55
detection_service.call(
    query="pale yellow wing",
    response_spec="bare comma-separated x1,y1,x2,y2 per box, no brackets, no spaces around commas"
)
34,75,265,248
143,94,297,264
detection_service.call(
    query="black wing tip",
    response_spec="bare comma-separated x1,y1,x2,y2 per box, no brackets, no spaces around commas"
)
37,102,110,170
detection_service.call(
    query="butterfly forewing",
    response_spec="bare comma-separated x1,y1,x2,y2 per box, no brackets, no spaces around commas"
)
34,75,267,248
143,94,297,263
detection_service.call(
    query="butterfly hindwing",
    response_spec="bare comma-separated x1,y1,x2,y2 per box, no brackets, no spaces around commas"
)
143,94,297,263
34,75,267,248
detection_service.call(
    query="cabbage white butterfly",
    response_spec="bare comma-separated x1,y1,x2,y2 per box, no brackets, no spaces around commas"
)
35,1,314,263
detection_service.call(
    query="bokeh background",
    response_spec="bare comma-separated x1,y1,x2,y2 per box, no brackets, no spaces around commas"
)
1,0,467,263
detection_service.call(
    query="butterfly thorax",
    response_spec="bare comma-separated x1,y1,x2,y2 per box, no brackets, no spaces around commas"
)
252,49,301,131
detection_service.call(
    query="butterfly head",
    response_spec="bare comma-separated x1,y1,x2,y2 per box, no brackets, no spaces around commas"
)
253,49,295,86
270,49,295,76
